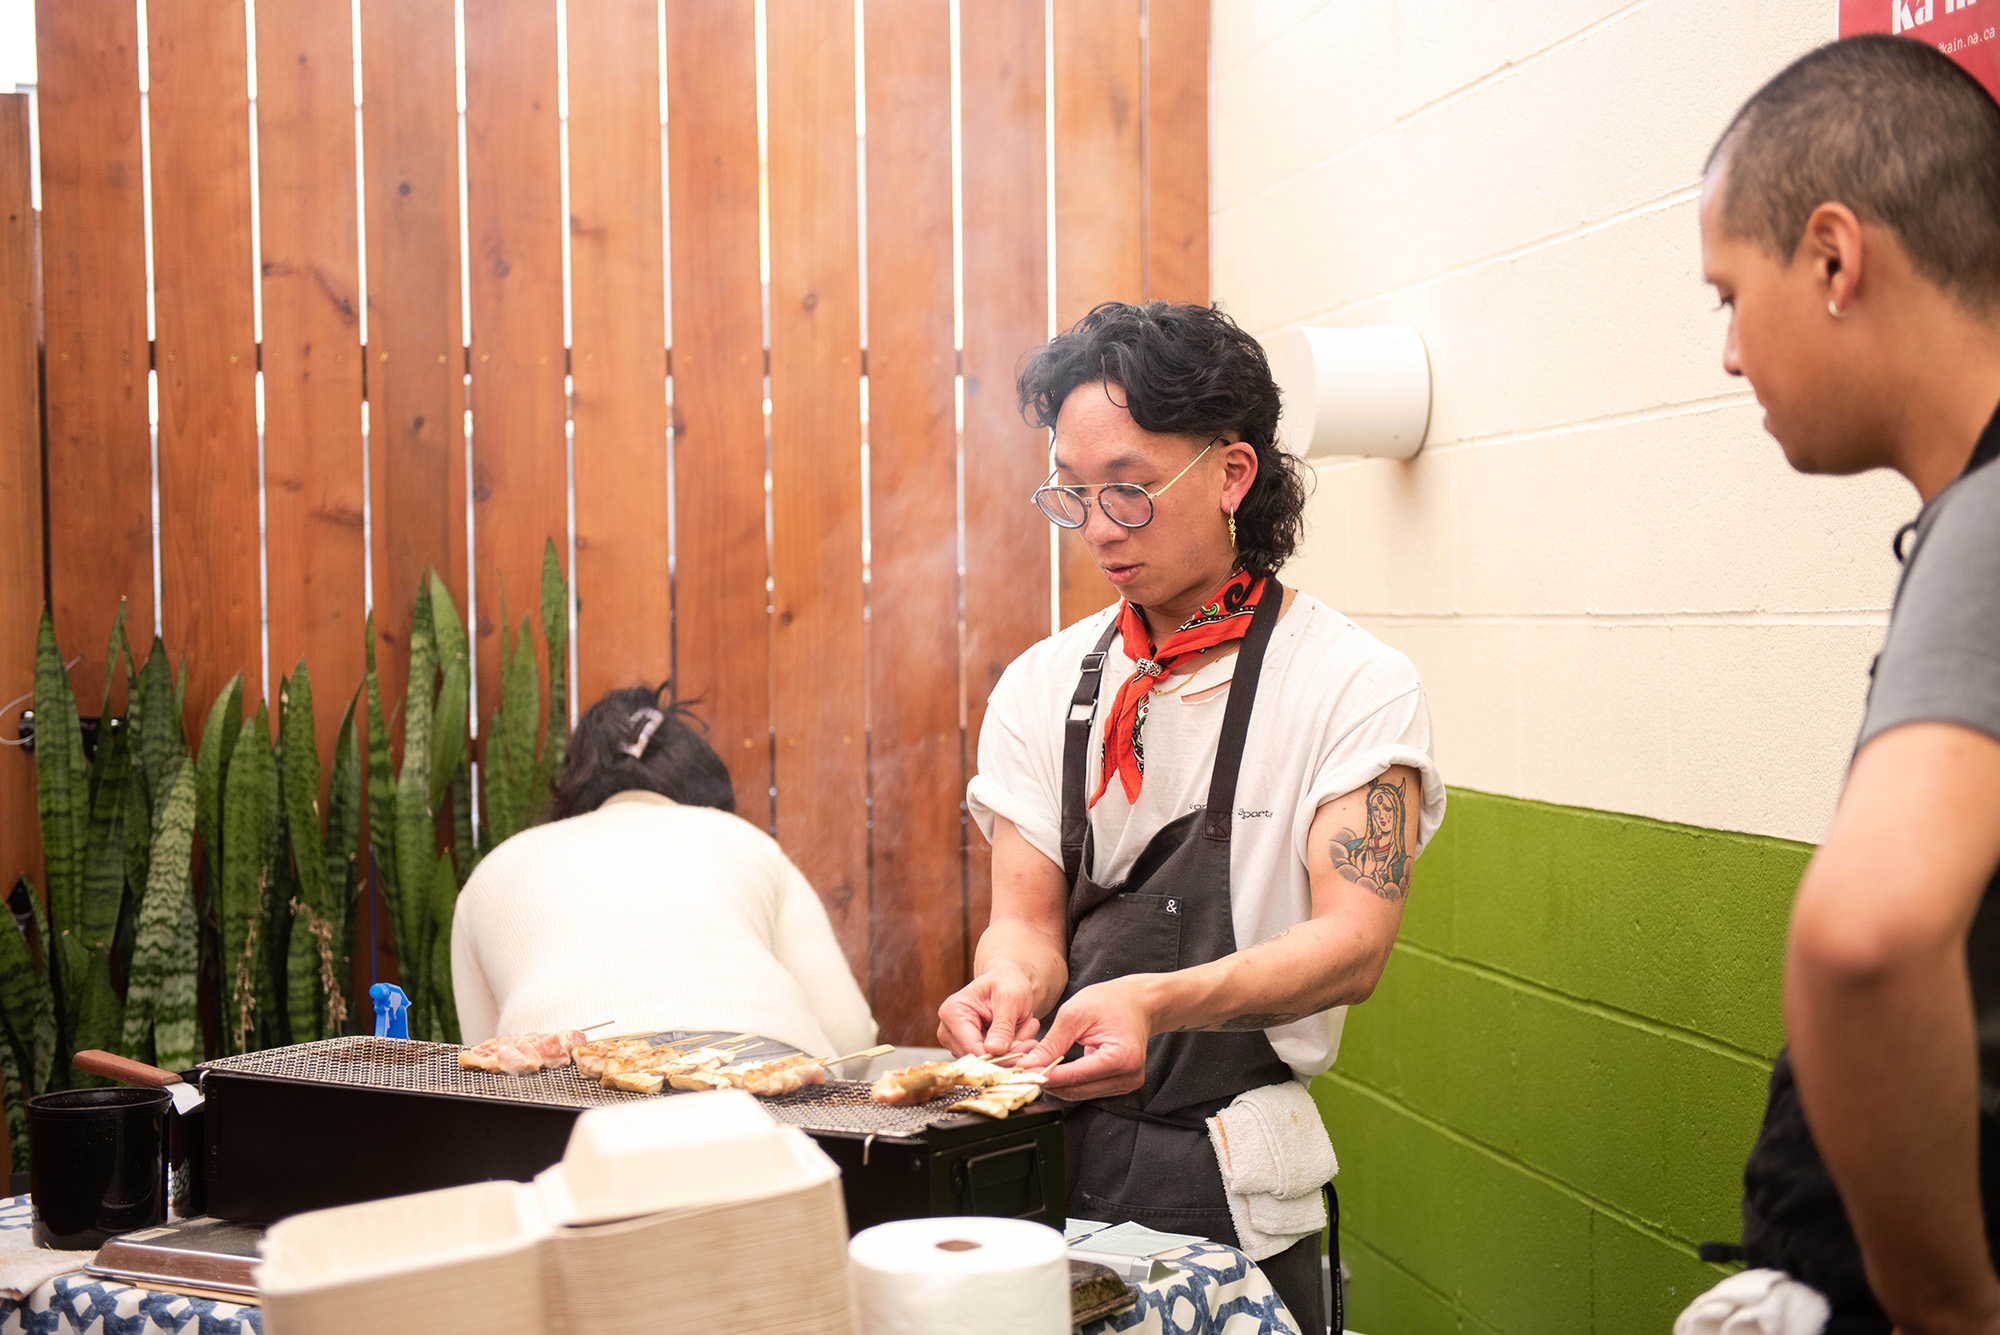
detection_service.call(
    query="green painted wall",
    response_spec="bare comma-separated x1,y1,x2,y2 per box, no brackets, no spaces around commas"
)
1313,789,1816,1333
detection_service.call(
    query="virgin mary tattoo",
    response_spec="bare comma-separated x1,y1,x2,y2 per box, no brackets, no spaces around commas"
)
1330,775,1413,901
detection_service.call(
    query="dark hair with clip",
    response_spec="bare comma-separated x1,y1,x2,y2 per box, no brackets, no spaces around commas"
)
546,684,736,820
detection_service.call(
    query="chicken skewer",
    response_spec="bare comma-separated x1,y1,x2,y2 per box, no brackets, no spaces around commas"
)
458,1029,593,1076
869,1052,1058,1106
598,1040,761,1093
676,1044,897,1097
571,1031,745,1079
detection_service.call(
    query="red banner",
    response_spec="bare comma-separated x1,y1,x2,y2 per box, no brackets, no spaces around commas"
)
1839,0,2000,100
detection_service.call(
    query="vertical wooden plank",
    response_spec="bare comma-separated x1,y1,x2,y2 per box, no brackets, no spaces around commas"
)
149,0,264,730
36,0,150,708
1,97,43,1037
359,0,462,990
463,0,568,731
960,0,1051,951
863,0,961,1042
257,0,367,767
360,0,466,725
569,0,670,706
1052,0,1141,626
1144,0,1207,305
767,0,868,977
663,0,770,830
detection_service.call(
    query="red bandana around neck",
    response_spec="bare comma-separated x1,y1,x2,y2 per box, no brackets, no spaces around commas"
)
1090,570,1269,808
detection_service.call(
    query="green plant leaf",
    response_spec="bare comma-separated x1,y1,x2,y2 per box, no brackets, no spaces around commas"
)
78,720,131,958
363,613,399,952
392,582,437,1018
278,665,332,1045
220,704,273,1054
484,613,539,847
118,752,150,984
66,947,124,1081
155,877,200,1071
279,664,333,920
532,539,569,813
426,851,459,1043
428,655,468,822
195,674,245,910
33,611,87,978
428,570,468,676
451,750,478,887
261,733,294,1051
119,761,196,1061
326,693,362,1033
21,881,54,1092
0,886,50,1104
173,656,187,733
0,1039,25,1172
132,637,181,816
98,599,127,722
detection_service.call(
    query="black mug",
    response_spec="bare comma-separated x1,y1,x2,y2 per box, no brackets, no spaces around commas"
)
27,1087,171,1250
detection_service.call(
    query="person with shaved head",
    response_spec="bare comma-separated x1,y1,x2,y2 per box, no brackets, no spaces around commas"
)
1685,35,2000,1335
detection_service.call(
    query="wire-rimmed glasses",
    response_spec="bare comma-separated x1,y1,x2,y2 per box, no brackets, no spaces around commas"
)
1032,440,1218,530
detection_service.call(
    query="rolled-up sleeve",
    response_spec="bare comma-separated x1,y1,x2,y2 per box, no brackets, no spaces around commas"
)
1292,684,1446,870
967,655,1065,867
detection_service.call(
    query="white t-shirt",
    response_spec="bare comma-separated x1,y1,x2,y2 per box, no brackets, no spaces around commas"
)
450,790,878,1061
967,591,1445,1079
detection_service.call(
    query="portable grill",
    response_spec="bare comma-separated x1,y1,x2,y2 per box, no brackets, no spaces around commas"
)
194,1035,1063,1233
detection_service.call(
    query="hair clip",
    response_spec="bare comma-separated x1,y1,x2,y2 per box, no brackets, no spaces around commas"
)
619,707,666,759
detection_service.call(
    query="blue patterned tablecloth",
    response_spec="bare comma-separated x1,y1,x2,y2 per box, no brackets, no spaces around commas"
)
1078,1241,1303,1335
0,1196,260,1335
0,1190,1286,1335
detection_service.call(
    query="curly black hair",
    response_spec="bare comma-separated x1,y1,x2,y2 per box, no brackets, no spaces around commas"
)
1016,301,1308,576
546,684,736,820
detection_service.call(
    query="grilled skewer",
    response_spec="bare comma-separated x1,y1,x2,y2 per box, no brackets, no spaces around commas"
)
869,1053,1053,1106
457,1029,590,1076
720,1044,896,1097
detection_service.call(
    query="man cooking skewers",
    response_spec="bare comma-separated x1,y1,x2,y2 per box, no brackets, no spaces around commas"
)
938,301,1445,1332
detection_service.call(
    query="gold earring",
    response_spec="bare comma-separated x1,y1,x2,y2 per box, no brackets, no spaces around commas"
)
1228,511,1237,548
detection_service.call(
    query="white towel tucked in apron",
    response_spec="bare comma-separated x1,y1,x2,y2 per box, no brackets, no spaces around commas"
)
1674,1269,1831,1335
1205,1080,1337,1261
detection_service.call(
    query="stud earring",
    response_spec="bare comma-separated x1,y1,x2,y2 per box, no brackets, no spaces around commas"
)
1228,510,1237,548
1828,300,1843,317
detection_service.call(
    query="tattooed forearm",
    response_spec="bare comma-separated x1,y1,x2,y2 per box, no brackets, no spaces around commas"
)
1198,1012,1309,1032
1328,775,1414,902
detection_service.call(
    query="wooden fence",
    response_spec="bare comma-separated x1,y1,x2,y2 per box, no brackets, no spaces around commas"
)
0,0,1207,1046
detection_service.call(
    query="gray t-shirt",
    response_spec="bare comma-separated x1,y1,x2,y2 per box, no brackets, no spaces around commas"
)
1738,407,2000,1303
1857,408,2000,1111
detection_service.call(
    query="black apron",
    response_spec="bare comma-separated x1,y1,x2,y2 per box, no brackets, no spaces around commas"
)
1054,581,1296,1238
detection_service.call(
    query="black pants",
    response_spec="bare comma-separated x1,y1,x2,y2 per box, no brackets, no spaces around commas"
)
1259,1232,1326,1333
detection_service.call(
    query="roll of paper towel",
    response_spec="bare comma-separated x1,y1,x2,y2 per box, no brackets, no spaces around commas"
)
849,1216,1070,1335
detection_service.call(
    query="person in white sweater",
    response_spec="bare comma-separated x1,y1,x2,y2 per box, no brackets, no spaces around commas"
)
450,685,877,1062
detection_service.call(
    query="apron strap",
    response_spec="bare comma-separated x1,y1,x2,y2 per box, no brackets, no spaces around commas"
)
1061,616,1124,887
1202,578,1284,842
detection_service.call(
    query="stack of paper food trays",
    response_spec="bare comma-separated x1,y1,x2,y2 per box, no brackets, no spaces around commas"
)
256,1089,857,1335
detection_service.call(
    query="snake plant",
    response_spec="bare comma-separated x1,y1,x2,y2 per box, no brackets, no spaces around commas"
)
4,542,570,1169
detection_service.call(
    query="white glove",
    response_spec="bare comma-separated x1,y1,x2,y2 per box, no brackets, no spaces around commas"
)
1674,1268,1831,1335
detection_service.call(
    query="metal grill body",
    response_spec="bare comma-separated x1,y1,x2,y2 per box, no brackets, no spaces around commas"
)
193,1036,1064,1230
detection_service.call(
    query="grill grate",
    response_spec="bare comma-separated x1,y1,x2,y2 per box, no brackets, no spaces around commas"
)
198,1035,1002,1138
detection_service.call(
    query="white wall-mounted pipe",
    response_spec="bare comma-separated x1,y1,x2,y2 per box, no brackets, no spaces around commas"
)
1271,325,1433,460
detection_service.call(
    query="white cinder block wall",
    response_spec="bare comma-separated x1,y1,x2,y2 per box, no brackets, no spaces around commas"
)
1213,0,1915,844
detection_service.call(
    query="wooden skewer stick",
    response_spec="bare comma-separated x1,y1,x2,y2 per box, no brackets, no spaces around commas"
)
820,1043,895,1067
577,1020,617,1033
